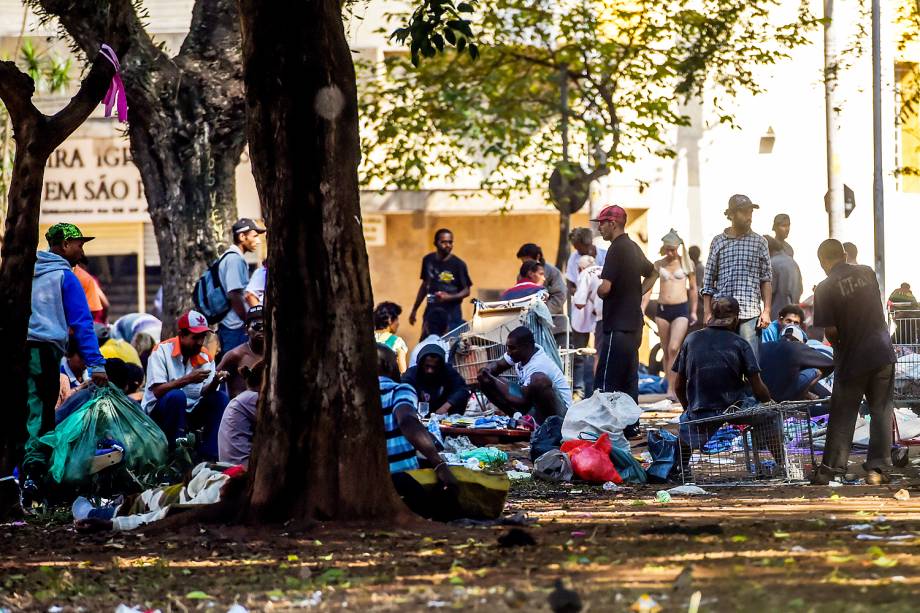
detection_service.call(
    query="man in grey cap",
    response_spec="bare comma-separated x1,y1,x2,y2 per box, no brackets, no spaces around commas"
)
701,194,773,359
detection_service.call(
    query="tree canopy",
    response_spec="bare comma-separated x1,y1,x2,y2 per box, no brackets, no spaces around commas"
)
360,0,818,204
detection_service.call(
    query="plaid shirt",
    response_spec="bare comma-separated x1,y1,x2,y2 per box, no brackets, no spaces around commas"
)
701,231,773,319
379,376,421,474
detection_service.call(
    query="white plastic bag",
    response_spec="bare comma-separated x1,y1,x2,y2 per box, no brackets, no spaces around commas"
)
561,390,642,454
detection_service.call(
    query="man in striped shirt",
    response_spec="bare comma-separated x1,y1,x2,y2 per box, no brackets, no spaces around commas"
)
378,345,457,514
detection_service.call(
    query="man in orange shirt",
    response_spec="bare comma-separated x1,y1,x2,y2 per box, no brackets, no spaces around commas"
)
73,260,107,322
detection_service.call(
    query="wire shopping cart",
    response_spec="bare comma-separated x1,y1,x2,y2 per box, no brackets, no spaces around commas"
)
443,294,589,389
889,303,920,445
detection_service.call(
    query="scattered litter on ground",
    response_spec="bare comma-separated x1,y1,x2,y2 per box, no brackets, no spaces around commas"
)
603,481,619,491
426,600,449,608
655,490,671,504
856,534,915,541
293,591,323,608
507,471,531,480
629,593,662,612
688,591,702,613
227,605,249,613
845,524,873,531
894,489,911,501
666,485,711,496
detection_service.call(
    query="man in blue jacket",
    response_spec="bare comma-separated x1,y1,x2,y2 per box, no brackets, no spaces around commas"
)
22,223,107,496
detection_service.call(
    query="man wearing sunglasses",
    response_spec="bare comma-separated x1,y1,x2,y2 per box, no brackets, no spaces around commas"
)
217,306,266,399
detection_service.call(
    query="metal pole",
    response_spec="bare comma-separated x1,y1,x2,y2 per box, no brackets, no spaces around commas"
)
824,0,844,238
872,0,885,295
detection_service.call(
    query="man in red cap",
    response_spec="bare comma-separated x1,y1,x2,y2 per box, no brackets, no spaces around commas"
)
141,310,230,460
700,194,773,359
592,205,658,434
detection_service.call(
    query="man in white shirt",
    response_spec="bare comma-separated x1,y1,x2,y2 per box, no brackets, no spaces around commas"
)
245,262,267,307
408,308,451,367
142,310,230,460
565,227,608,292
477,326,572,421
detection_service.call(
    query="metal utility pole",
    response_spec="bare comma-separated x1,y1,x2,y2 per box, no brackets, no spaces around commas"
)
824,0,845,238
871,0,885,295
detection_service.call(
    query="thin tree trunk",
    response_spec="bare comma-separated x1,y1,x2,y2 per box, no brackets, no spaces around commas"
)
556,211,570,271
238,0,408,522
0,54,114,496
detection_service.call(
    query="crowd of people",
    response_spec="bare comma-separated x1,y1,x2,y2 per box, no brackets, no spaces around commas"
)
16,193,903,512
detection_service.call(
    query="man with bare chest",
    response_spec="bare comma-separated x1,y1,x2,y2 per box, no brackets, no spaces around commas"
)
217,306,265,399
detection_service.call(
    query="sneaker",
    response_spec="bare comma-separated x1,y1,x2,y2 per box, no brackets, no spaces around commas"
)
864,470,891,486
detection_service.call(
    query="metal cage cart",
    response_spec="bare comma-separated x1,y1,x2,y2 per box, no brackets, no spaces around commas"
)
444,295,583,388
889,303,920,445
677,402,818,485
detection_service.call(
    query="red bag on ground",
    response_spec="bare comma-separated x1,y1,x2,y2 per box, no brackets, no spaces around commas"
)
562,433,622,484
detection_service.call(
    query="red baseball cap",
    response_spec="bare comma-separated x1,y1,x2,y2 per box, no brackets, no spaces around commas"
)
590,205,627,224
178,310,210,334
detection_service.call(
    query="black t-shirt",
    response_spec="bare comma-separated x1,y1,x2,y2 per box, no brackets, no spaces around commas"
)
759,339,834,401
600,234,654,332
813,263,895,381
420,253,473,308
673,327,760,412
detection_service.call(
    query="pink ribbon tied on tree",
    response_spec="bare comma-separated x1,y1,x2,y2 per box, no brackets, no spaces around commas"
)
100,44,128,123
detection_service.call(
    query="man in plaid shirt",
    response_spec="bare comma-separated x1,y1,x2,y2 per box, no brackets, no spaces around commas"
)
701,194,773,359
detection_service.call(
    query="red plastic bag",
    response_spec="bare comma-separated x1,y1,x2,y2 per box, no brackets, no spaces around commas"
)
563,433,622,484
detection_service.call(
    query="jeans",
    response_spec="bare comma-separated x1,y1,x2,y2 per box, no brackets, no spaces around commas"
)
738,317,761,361
217,324,248,362
569,330,594,397
22,342,65,477
150,388,230,460
594,328,642,402
821,363,894,473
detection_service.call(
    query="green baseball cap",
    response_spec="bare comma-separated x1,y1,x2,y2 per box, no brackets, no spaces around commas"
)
45,223,94,246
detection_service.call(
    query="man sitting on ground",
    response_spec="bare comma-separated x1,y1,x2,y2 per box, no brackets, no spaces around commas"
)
477,326,572,422
378,345,458,519
402,345,470,415
217,306,265,399
761,304,808,343
218,361,263,467
673,297,783,469
409,308,451,368
141,310,230,460
760,324,833,408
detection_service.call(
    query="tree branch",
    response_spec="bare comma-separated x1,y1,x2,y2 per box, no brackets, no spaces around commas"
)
47,52,116,141
0,61,40,128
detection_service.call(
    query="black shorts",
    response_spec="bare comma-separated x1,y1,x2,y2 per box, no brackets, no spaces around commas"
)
656,302,690,323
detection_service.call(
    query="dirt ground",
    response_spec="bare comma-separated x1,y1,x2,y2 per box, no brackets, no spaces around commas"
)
3,473,920,612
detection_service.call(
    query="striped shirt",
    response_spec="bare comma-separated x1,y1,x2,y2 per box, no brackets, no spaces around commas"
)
379,376,420,474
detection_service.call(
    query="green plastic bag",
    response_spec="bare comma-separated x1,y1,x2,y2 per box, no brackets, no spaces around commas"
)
39,385,168,485
610,447,648,484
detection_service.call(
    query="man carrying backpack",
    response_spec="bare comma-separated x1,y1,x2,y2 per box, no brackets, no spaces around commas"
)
215,219,265,360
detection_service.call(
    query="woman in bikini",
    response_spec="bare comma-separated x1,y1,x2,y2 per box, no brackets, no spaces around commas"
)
652,229,697,400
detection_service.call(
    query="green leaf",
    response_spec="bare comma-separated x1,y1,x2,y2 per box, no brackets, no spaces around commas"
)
185,591,212,600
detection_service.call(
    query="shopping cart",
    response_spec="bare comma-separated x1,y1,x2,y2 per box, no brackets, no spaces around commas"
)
444,294,588,389
889,303,920,445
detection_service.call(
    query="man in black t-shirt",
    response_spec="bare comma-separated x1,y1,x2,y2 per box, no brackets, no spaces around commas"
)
409,228,473,338
811,239,896,485
593,205,658,407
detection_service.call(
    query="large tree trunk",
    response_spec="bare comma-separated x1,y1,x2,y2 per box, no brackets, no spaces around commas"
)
35,0,246,333
0,55,114,491
238,0,408,522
